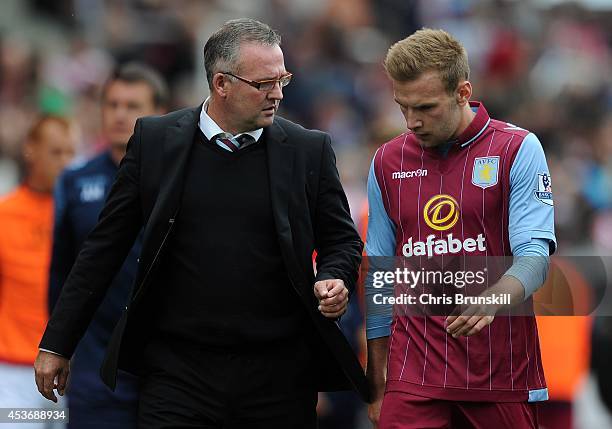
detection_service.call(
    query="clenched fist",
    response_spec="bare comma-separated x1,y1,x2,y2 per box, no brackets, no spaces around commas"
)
314,279,349,318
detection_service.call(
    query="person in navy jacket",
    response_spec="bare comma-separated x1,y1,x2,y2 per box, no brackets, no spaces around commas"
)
48,62,168,428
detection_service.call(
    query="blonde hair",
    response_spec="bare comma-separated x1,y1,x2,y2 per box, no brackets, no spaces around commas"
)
383,28,469,93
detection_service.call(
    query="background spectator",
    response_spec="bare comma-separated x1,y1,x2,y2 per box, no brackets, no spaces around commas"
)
0,115,77,427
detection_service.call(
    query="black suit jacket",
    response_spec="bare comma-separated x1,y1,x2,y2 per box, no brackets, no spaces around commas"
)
40,105,369,402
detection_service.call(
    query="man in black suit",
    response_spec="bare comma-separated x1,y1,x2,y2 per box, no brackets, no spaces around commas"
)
34,18,367,428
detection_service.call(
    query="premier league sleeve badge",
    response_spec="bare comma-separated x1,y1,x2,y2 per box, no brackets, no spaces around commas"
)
534,172,554,206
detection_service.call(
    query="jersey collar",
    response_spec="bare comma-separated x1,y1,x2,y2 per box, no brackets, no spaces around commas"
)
457,101,491,148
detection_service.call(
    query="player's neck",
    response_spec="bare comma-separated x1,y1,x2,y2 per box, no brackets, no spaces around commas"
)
453,104,476,139
207,98,240,135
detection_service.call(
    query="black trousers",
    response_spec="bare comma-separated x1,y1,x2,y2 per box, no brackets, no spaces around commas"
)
137,335,318,428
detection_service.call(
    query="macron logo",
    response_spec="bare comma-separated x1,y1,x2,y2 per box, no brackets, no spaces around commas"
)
392,169,428,179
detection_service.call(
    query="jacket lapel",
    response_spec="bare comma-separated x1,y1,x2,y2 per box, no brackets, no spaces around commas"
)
137,106,198,284
153,106,199,222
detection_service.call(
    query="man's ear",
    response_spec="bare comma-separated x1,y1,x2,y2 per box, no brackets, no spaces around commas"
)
212,73,230,98
456,80,472,106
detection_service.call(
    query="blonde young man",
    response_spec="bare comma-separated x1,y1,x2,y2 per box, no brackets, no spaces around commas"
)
366,29,555,428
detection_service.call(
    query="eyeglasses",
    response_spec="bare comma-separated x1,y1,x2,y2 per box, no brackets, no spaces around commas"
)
221,72,293,91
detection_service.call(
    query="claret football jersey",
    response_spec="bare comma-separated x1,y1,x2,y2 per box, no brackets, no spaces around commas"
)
366,102,556,402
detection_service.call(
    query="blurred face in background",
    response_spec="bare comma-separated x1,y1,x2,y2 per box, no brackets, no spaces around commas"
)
392,70,470,148
216,43,287,133
101,80,159,150
24,119,77,193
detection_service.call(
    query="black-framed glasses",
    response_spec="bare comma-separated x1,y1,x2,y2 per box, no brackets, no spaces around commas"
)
221,72,293,91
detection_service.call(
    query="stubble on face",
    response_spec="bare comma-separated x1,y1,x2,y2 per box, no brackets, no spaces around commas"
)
435,99,461,145
392,71,463,148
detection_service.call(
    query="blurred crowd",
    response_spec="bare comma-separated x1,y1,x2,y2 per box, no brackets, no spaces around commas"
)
0,0,611,428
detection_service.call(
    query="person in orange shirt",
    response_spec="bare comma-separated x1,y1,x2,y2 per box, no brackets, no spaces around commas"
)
0,115,76,422
535,259,593,429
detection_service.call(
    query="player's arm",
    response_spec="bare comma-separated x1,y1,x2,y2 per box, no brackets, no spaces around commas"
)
501,132,556,305
447,133,556,337
364,155,396,426
367,337,389,427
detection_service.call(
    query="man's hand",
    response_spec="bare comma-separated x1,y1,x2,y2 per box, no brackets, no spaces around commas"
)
445,305,495,338
446,275,526,338
314,279,349,318
34,350,69,403
368,397,384,429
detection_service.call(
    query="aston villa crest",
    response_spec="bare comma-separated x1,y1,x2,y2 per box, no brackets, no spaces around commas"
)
472,156,500,189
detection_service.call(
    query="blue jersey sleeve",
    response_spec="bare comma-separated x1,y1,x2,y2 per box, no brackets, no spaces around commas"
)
365,156,396,339
365,157,396,256
508,133,557,255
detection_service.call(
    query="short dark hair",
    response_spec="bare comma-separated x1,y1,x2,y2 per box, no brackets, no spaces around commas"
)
102,62,169,108
203,18,281,90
